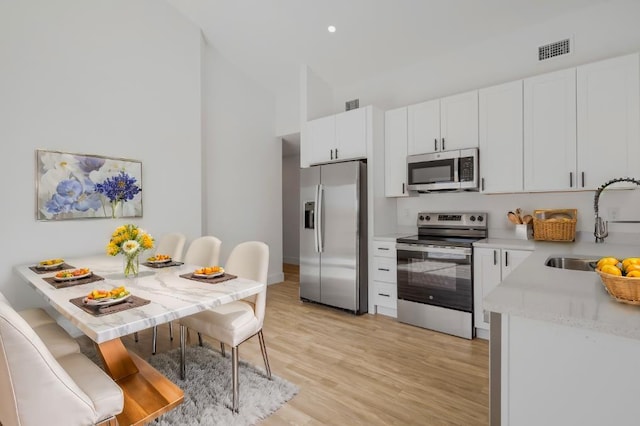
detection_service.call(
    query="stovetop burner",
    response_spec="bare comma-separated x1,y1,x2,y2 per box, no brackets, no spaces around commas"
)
397,234,484,247
397,212,489,246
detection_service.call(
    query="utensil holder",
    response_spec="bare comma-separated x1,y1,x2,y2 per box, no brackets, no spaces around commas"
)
515,224,532,240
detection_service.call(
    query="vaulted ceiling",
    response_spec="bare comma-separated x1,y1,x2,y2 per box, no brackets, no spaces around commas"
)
167,0,607,96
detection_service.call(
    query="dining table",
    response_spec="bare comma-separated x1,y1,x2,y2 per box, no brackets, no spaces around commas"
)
15,254,265,426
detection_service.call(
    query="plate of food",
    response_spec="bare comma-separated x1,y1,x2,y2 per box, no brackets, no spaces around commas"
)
37,258,65,270
83,287,131,307
54,268,92,282
193,266,225,279
147,254,172,264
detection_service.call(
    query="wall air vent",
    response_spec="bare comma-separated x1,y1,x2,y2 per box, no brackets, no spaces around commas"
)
538,38,571,61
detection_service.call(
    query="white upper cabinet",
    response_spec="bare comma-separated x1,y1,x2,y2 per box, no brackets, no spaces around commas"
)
302,107,368,167
577,53,640,190
479,80,523,193
407,99,440,155
407,90,479,155
335,107,367,161
524,68,577,192
384,107,409,197
440,90,479,151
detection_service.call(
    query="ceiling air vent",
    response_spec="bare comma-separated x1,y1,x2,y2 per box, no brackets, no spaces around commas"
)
538,38,571,61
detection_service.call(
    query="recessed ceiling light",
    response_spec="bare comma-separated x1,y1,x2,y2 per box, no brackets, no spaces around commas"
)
327,25,336,33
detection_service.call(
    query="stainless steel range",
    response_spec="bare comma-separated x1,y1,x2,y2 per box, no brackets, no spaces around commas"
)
396,212,488,339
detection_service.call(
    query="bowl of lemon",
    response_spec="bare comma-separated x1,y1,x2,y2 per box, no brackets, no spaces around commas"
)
595,256,640,305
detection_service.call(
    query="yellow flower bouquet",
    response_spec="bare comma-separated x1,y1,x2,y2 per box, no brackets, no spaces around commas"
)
107,224,154,277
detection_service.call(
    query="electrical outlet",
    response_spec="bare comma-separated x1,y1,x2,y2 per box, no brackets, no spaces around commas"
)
608,207,620,221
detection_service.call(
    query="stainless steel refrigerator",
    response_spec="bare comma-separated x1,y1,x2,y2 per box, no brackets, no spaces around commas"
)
299,160,368,314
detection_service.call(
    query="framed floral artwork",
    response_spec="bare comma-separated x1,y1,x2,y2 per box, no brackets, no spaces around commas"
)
35,150,143,220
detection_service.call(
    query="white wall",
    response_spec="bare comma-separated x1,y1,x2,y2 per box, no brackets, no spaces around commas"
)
282,153,300,264
0,0,202,309
201,44,284,284
325,0,640,238
332,0,640,111
276,84,300,137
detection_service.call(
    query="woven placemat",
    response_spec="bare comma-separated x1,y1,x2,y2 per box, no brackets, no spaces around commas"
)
43,273,105,289
142,261,184,269
69,295,151,317
29,263,75,274
179,272,237,284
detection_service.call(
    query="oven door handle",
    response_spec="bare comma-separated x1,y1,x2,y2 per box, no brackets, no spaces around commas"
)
396,243,471,256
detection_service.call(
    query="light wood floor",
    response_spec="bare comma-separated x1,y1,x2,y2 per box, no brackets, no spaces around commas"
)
122,264,489,425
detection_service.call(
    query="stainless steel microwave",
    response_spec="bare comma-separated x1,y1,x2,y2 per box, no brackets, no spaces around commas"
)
407,148,479,192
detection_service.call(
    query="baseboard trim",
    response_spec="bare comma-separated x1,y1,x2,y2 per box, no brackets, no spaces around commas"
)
268,272,285,285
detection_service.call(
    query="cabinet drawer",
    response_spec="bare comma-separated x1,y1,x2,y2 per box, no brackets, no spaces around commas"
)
373,257,396,283
373,241,396,258
374,282,397,309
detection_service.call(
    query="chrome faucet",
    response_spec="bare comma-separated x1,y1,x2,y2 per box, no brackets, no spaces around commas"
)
594,177,640,243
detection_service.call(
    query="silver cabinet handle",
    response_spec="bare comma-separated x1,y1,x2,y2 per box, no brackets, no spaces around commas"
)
505,250,509,267
569,172,573,187
442,138,445,151
581,171,585,188
402,183,405,194
493,250,497,265
335,148,338,159
434,139,438,151
481,177,485,191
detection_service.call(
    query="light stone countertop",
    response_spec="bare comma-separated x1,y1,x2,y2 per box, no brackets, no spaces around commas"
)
483,240,640,341
15,255,264,343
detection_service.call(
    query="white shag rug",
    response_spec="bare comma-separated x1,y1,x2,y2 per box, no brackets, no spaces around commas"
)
83,343,298,425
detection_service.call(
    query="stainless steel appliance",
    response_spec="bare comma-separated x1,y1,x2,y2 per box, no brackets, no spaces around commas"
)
299,161,368,314
396,212,487,339
407,148,479,192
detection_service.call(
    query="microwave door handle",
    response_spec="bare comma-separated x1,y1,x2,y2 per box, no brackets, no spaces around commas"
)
317,184,324,253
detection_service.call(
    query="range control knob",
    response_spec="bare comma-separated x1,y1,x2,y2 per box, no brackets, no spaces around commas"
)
425,215,431,221
470,216,476,222
419,215,424,221
477,215,484,222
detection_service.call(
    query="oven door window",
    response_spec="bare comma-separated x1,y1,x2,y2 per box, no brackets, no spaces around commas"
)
408,158,455,185
397,248,472,312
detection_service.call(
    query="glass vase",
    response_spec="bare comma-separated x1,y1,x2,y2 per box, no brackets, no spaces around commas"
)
123,254,139,277
110,200,122,219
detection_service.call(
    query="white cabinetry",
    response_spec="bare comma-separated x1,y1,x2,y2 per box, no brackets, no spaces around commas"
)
523,68,577,192
474,247,531,334
479,80,523,193
372,240,397,317
408,90,478,155
302,107,367,167
523,53,640,192
384,107,409,197
577,53,640,189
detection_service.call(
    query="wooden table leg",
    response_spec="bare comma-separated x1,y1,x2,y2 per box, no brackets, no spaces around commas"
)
96,338,184,426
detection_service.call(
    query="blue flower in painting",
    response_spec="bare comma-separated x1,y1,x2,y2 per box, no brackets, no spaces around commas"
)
45,193,74,214
56,179,82,200
76,156,105,174
73,191,102,212
95,171,141,203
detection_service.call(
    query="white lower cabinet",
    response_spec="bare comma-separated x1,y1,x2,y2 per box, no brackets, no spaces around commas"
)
372,240,397,317
474,247,532,336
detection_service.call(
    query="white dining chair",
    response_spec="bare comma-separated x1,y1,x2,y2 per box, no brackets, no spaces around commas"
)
179,241,270,413
150,235,222,355
134,232,186,346
154,232,186,262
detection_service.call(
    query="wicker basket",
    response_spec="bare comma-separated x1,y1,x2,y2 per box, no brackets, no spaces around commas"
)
532,209,577,242
596,270,640,305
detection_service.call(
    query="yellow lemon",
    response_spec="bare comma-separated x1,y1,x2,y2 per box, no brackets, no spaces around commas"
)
622,258,640,270
625,263,640,273
597,257,620,270
626,270,640,278
600,264,622,276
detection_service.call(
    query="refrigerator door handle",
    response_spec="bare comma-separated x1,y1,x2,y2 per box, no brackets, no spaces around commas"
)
317,183,324,253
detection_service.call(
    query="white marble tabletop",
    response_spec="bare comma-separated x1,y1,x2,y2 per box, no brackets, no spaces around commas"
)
15,255,264,343
483,240,640,341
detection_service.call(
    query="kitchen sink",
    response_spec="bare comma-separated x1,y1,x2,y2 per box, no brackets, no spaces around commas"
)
544,256,599,272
